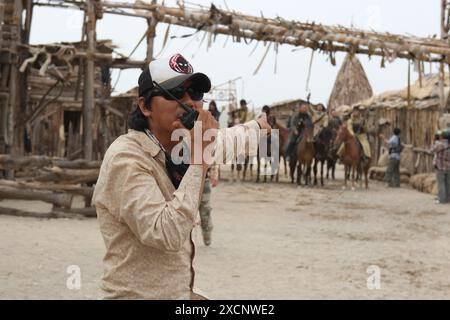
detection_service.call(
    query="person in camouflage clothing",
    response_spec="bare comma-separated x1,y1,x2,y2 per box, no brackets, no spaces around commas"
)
199,164,219,246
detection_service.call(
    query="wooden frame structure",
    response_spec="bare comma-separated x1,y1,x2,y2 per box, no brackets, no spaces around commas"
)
0,0,450,218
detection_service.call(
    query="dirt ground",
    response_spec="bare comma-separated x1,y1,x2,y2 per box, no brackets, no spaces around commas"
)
0,165,449,299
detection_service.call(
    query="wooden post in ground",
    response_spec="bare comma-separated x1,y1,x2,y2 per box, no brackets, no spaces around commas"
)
83,0,97,161
0,1,5,160
439,0,449,113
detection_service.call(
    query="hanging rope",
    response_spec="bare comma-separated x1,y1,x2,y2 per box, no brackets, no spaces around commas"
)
223,34,230,48
154,23,172,58
253,42,272,75
305,49,315,92
248,41,259,57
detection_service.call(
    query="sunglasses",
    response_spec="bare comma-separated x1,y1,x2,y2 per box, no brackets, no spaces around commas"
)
153,86,204,102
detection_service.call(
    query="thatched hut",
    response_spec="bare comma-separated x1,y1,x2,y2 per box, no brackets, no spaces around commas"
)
328,54,373,112
350,73,450,174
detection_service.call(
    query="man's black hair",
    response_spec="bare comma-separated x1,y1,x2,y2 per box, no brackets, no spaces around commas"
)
128,92,153,132
262,105,270,113
240,99,247,105
393,128,401,136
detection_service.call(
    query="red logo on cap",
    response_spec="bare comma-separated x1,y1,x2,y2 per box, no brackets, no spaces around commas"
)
169,54,193,74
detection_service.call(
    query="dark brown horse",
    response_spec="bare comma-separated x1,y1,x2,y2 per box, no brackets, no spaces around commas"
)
334,124,371,190
289,122,315,185
313,126,333,186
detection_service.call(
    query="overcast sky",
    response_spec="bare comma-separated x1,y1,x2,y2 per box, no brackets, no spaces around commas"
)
30,0,439,110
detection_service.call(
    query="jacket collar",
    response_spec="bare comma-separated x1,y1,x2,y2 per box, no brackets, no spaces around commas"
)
127,129,162,158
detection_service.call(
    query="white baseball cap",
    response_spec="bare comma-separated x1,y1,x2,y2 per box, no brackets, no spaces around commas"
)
138,53,211,97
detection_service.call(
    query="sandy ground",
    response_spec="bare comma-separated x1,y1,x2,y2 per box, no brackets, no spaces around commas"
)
0,165,449,299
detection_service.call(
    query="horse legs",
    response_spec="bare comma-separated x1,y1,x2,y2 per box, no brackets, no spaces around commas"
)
283,156,287,177
256,153,260,183
351,165,356,191
242,157,248,182
297,162,302,185
313,159,318,186
305,164,311,186
289,157,296,184
326,159,330,180
331,159,336,180
264,160,267,183
365,165,370,189
320,160,325,186
343,165,348,189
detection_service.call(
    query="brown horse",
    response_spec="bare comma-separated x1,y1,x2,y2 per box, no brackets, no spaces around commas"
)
289,123,315,185
334,124,371,190
272,121,290,182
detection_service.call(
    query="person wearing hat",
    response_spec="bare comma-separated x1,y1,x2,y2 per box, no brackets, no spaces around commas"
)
430,129,450,204
92,53,270,299
285,101,313,158
337,107,371,160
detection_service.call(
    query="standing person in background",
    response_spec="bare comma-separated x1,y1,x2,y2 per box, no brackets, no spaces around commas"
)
432,131,442,170
208,100,221,121
380,128,403,188
199,99,221,246
430,130,450,204
198,164,219,246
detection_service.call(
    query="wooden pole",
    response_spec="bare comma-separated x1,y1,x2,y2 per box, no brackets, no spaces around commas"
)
0,1,5,158
146,1,158,65
83,0,96,160
146,16,157,65
0,1,4,51
440,0,448,112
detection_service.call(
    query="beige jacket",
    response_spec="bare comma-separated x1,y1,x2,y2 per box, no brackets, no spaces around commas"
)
92,121,260,299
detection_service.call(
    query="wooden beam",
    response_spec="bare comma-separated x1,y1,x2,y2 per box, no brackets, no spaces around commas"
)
34,1,450,63
32,167,99,184
0,179,93,198
0,206,95,219
0,185,73,208
0,154,101,170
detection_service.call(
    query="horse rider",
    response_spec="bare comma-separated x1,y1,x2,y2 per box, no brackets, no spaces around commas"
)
285,101,313,157
336,107,371,160
311,103,329,138
328,110,343,129
234,99,254,124
262,105,276,128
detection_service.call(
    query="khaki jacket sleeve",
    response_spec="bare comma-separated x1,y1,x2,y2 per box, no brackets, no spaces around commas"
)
213,120,261,165
112,151,204,252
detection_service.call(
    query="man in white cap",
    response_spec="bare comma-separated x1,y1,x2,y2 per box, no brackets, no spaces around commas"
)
92,53,270,299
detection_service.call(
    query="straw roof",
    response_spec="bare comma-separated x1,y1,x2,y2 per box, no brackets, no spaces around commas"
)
328,54,373,111
354,73,450,110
